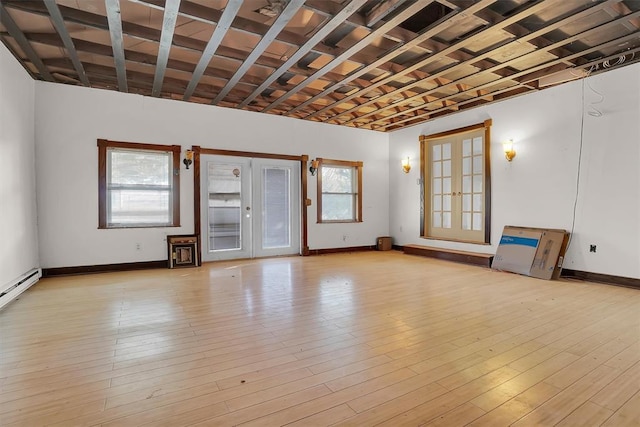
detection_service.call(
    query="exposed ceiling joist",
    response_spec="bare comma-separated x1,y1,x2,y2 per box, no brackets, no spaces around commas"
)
262,0,431,112
152,0,181,97
183,0,243,101
211,0,306,105
1,0,638,131
237,0,369,109
43,0,90,86
105,0,128,92
0,2,53,81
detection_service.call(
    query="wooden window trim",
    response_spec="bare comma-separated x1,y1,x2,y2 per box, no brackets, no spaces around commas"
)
97,139,181,229
317,158,363,224
419,120,492,244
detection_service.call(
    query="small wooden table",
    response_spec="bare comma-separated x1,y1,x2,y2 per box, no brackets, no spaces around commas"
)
167,235,199,268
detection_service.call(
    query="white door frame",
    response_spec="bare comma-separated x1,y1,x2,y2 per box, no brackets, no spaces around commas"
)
196,149,307,263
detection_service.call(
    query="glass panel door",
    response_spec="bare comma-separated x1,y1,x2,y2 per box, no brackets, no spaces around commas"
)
253,158,300,258
201,156,251,261
200,155,300,261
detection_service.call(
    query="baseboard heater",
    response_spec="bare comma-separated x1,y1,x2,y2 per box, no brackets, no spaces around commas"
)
0,268,41,310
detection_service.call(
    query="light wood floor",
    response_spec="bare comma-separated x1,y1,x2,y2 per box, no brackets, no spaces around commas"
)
1,251,639,426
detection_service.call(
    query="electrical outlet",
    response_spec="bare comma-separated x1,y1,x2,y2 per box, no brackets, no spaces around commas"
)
136,243,141,251
342,235,347,242
589,244,596,253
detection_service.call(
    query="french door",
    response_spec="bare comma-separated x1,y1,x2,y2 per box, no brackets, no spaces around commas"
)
424,128,488,243
200,155,300,261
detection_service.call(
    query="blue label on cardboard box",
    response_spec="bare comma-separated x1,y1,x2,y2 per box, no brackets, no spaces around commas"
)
499,236,539,248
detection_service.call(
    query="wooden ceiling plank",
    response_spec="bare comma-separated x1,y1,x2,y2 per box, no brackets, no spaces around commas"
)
0,3,53,81
211,0,306,105
327,0,565,124
339,0,620,125
152,0,181,97
43,0,90,86
298,0,503,119
262,0,432,113
288,0,479,117
135,0,350,63
105,0,128,92
373,32,640,129
366,0,411,27
183,0,243,101
237,0,369,109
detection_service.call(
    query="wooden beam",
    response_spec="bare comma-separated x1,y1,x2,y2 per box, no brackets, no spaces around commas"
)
43,0,90,86
341,0,621,126
288,0,469,116
183,0,242,101
262,0,431,113
366,0,411,27
152,0,181,97
237,0,368,109
211,0,306,105
0,3,53,81
104,0,128,92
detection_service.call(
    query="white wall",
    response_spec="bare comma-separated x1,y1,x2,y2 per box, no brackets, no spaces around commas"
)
0,43,39,288
389,62,640,279
34,83,389,268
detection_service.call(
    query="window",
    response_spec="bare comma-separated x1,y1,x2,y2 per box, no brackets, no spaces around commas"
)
420,120,491,243
317,158,363,223
98,139,180,228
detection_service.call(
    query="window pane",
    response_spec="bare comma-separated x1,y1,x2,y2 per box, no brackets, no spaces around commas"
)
322,166,353,193
443,177,451,195
442,212,451,228
443,194,451,210
432,145,441,161
473,156,483,174
322,194,354,221
462,212,471,230
433,178,442,194
433,162,441,178
110,150,169,185
433,195,441,211
473,194,482,212
463,194,471,211
473,213,483,230
443,160,451,177
463,176,471,193
473,175,483,193
433,212,441,228
473,137,483,155
462,157,471,175
263,168,290,248
442,143,451,160
109,189,170,225
462,139,472,156
208,162,242,251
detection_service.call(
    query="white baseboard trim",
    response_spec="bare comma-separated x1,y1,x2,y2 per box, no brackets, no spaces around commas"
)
0,268,42,310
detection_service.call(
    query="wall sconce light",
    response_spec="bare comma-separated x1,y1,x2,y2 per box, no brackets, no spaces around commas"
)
503,140,516,162
183,150,193,169
309,159,319,176
402,157,411,173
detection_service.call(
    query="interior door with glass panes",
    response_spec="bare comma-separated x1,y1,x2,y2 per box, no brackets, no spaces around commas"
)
427,128,485,242
200,155,299,262
252,158,300,258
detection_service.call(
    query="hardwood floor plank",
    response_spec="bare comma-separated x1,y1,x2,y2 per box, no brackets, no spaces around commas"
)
555,401,614,426
0,252,638,427
601,390,640,426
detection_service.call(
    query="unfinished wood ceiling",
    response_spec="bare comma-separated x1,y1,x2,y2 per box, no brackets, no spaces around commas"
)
1,0,639,131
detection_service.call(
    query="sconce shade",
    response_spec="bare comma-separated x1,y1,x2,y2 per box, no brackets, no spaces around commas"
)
309,159,319,176
503,140,516,162
183,150,193,169
402,157,411,173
